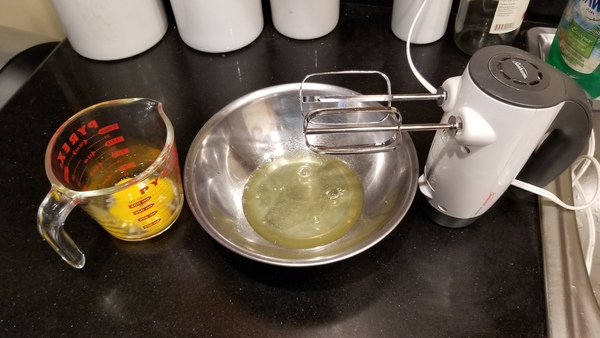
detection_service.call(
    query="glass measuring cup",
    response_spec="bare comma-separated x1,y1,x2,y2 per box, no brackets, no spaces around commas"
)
37,98,184,268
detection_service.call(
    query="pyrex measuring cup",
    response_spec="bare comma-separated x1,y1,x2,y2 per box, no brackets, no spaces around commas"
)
38,98,184,268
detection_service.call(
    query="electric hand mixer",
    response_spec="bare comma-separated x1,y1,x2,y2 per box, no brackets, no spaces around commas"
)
301,45,592,228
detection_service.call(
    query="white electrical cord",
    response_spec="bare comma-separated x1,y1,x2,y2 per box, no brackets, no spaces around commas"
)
511,130,600,274
406,0,437,94
571,130,596,272
573,167,596,272
511,154,600,211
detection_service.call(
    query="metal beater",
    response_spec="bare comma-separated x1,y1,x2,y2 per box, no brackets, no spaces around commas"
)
299,70,461,154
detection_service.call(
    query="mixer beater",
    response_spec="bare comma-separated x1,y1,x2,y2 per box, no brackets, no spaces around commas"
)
299,71,461,154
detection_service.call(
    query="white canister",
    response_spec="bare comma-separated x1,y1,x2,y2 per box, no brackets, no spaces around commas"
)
170,0,264,53
270,0,340,40
391,0,453,44
49,0,168,61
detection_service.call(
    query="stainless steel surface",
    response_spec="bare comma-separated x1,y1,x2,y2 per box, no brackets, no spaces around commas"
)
184,83,419,266
528,26,600,336
540,164,600,337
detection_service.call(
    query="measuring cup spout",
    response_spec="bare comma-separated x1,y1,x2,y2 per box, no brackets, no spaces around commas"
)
38,190,86,269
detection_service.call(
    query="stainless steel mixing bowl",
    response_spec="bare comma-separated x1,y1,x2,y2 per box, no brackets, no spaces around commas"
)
184,83,418,266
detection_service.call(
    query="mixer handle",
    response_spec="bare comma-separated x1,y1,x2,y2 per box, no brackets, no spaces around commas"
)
512,92,592,198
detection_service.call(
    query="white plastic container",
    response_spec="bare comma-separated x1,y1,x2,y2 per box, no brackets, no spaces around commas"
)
270,0,340,40
391,0,452,44
49,0,168,61
170,0,264,53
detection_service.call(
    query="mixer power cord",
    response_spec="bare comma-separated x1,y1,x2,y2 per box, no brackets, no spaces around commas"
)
512,130,600,273
406,0,436,95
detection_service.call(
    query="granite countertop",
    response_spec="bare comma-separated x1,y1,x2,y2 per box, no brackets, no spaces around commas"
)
0,3,548,336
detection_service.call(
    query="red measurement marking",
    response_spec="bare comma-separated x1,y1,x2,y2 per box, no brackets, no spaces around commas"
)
88,136,105,149
103,158,122,171
137,210,158,222
87,163,100,181
98,123,119,135
97,148,113,160
83,150,96,164
73,140,86,155
73,177,81,187
78,161,88,185
65,155,74,168
105,136,125,147
63,166,70,184
143,218,161,229
118,162,135,172
64,144,81,168
111,148,129,158
130,196,151,208
133,203,154,215
73,158,82,175
101,174,113,186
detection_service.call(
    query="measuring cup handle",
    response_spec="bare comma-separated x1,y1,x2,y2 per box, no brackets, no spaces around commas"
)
37,190,86,269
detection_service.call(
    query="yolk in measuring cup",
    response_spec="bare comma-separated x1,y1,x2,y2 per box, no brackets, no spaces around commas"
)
108,176,177,237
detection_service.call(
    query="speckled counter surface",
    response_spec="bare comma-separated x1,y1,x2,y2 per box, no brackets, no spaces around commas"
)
0,3,548,336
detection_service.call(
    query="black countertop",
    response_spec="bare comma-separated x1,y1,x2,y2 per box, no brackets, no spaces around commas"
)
0,4,549,336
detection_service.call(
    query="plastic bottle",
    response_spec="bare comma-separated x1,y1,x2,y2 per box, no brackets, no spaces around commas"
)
546,0,600,98
454,0,531,55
